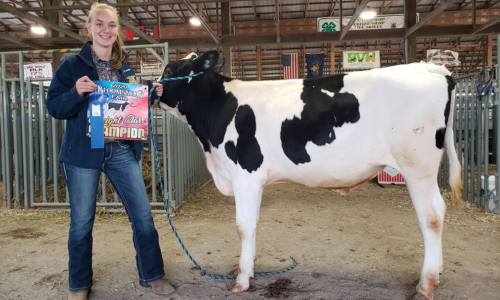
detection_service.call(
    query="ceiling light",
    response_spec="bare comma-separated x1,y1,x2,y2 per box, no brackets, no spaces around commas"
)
360,7,377,20
190,18,201,26
31,25,47,35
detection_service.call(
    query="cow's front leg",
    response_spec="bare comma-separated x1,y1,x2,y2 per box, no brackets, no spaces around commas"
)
230,183,263,293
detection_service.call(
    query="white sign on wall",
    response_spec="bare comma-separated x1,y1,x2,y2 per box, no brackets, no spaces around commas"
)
318,14,408,32
140,61,163,80
24,63,52,87
426,49,461,67
343,50,380,69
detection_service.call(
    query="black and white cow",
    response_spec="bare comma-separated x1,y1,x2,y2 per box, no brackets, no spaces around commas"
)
158,51,462,300
107,101,130,117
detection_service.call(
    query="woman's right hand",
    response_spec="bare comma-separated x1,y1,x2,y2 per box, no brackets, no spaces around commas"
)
75,76,97,97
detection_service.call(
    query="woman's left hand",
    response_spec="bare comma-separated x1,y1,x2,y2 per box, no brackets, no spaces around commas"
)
153,83,163,97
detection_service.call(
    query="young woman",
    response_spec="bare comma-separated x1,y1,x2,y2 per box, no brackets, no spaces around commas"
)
46,3,174,300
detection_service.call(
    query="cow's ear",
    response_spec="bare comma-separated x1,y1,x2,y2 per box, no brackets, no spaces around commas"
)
213,58,225,73
194,50,220,72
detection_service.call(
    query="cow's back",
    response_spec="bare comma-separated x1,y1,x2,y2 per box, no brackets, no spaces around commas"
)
213,63,452,190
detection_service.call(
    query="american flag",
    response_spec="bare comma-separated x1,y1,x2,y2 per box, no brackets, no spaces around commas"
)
282,53,299,79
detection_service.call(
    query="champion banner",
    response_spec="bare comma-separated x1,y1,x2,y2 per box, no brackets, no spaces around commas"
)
306,53,324,78
282,53,299,79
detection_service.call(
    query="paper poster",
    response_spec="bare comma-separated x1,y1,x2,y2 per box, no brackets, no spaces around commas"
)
24,63,52,86
87,81,149,140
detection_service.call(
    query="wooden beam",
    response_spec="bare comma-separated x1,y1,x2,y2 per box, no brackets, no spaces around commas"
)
405,0,458,38
180,0,220,44
276,0,280,43
330,41,335,74
168,5,186,23
404,0,417,63
486,34,493,67
256,46,262,80
329,0,339,17
0,2,86,42
304,0,310,19
339,0,370,40
473,15,500,33
221,2,231,77
379,0,396,14
0,33,46,50
251,0,258,20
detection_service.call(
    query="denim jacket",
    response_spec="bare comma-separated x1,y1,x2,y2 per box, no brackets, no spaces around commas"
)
46,41,144,168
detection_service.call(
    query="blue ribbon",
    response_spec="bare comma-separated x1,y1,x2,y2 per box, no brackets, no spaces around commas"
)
89,100,104,149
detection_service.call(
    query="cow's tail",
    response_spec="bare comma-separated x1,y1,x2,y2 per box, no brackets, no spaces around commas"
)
445,75,463,208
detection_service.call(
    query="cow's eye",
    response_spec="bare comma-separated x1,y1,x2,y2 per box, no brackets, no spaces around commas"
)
165,68,173,77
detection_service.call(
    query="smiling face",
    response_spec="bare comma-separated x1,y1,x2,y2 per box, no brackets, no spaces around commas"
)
86,8,119,51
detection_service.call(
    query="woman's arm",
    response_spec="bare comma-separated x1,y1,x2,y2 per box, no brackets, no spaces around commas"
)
46,58,89,120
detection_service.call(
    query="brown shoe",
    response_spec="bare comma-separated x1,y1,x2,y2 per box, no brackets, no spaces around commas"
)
139,278,176,297
68,289,89,300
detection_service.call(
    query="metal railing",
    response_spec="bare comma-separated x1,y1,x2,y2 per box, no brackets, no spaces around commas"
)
447,69,499,213
0,43,212,213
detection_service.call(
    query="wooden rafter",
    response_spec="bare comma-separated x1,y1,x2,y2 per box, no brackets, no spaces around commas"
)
251,0,258,20
379,0,396,14
0,1,86,42
487,0,500,8
473,15,500,33
305,0,310,19
168,5,186,23
405,0,458,38
0,32,46,50
340,0,370,40
329,0,339,17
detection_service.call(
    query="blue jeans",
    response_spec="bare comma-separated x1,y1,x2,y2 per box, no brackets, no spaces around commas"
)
61,141,165,291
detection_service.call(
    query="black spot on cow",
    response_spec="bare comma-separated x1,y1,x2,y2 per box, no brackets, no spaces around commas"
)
435,75,456,150
224,105,264,172
281,74,360,164
435,127,446,149
225,141,237,164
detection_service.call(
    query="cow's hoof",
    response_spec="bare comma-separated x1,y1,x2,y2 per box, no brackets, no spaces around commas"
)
230,283,249,293
410,292,432,300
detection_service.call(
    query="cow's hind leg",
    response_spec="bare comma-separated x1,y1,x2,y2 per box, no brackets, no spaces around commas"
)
230,184,263,293
406,177,446,300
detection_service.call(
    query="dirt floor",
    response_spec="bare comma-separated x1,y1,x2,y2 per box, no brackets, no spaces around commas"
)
0,180,499,300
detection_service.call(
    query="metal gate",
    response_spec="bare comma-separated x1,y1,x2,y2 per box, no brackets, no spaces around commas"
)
445,68,500,213
0,43,211,213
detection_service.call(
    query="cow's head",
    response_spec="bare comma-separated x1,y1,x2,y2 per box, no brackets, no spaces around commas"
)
158,50,223,117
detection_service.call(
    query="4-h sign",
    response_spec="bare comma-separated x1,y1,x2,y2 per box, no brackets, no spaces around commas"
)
317,14,407,32
320,22,337,32
343,51,380,69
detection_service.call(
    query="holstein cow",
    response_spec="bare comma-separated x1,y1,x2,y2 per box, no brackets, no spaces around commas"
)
157,51,462,300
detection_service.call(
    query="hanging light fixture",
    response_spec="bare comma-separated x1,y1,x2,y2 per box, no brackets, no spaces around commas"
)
360,7,377,20
190,17,201,26
31,25,47,34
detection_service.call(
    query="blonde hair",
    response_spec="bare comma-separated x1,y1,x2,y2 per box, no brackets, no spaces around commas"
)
87,3,125,72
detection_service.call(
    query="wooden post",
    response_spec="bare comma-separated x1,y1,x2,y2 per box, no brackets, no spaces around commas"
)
404,0,417,63
486,35,493,67
221,2,232,78
330,41,335,74
256,46,262,81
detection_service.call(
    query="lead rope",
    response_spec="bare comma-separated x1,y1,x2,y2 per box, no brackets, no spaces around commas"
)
146,72,298,280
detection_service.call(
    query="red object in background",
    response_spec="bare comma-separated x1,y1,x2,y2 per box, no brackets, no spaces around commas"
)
126,26,158,41
378,167,406,185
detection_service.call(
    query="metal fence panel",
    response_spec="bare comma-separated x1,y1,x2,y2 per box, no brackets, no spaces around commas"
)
447,69,499,213
0,43,211,213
